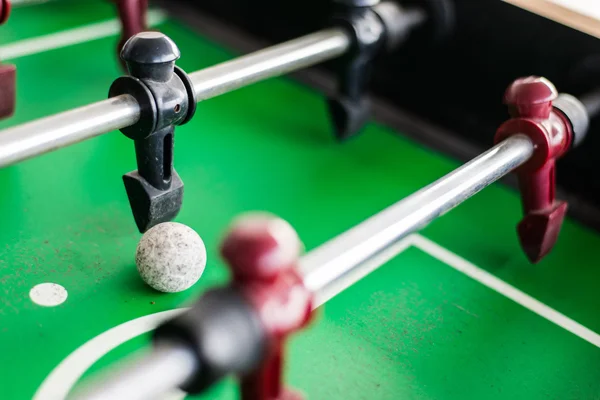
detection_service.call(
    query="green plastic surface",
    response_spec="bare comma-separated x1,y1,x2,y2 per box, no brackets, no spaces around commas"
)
0,2,599,399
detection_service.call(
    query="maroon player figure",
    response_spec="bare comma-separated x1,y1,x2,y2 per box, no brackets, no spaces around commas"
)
220,214,315,400
0,0,9,24
495,77,574,263
0,0,16,119
115,0,148,66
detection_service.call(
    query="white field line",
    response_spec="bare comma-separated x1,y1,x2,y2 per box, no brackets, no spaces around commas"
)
0,9,167,60
410,234,600,348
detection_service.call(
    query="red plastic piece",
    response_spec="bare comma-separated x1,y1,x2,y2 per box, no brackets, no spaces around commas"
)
0,63,16,118
221,214,314,400
0,1,15,119
115,0,148,62
0,0,11,25
495,77,573,263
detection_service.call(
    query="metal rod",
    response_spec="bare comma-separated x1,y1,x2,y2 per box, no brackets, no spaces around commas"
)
190,28,350,101
579,87,600,118
72,342,198,400
0,95,141,168
0,28,350,168
10,0,53,7
76,135,534,400
299,135,535,297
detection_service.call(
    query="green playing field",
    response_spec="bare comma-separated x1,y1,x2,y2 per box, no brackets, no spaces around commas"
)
1,2,600,399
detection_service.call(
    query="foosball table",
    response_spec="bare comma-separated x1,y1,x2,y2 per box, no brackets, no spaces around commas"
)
1,1,600,399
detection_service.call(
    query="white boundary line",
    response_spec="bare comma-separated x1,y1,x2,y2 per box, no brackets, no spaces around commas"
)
410,234,600,347
0,9,167,61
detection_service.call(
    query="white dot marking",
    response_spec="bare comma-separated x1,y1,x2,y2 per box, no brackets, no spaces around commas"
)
29,283,68,307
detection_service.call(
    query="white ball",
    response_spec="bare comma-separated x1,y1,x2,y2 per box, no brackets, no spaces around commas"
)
135,222,207,293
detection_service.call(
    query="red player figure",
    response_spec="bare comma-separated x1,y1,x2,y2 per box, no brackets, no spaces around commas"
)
495,77,573,263
0,0,10,24
0,63,16,118
115,0,148,66
220,214,315,400
0,0,16,119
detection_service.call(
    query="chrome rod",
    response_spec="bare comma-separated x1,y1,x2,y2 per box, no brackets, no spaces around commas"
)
580,87,600,118
190,28,350,101
0,28,350,168
10,0,53,6
0,95,140,168
300,135,535,299
71,342,197,400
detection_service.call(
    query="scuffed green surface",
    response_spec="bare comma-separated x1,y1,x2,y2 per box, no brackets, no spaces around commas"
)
0,2,599,399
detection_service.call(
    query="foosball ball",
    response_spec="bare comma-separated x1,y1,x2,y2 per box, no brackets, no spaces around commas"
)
1,1,600,399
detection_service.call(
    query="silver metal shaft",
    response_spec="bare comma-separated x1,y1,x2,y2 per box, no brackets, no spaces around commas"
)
300,135,534,299
77,135,534,400
72,342,197,400
0,95,141,168
190,28,350,101
580,87,600,118
10,0,53,7
0,28,350,168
